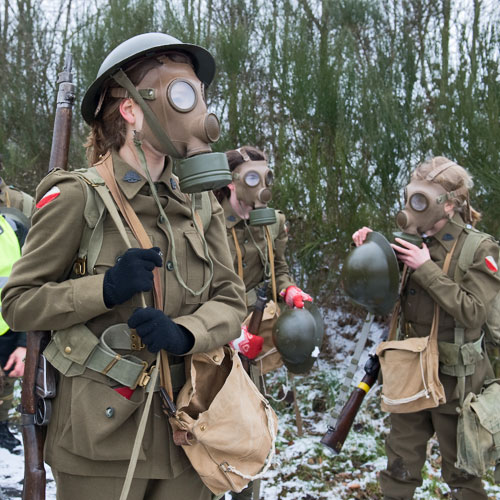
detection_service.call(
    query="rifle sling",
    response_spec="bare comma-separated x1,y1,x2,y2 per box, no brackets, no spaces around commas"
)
326,311,375,429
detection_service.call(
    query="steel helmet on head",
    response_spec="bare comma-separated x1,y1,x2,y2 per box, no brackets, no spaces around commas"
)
341,231,399,316
272,302,324,374
81,32,216,124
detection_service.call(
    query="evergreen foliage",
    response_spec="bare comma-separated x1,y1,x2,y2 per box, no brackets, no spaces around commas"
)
0,0,499,300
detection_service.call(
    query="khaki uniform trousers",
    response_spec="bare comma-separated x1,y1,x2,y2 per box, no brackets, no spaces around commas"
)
380,408,488,500
53,465,213,500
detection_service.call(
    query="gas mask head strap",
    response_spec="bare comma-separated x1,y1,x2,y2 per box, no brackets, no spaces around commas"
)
424,160,455,182
436,186,469,205
425,160,468,206
111,68,182,159
236,147,251,162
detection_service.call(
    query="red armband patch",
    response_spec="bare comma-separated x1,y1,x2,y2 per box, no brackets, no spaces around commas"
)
36,186,61,209
485,256,498,272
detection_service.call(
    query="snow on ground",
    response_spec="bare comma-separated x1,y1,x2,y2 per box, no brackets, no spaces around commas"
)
0,426,56,499
2,306,500,499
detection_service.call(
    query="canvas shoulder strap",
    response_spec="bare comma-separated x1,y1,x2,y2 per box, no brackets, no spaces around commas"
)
191,192,212,233
268,210,281,243
71,166,120,277
454,229,492,283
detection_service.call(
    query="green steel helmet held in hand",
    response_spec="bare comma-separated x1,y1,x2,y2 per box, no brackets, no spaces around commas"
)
272,302,324,374
341,231,399,316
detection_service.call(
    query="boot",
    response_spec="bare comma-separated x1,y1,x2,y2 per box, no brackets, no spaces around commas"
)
0,420,21,453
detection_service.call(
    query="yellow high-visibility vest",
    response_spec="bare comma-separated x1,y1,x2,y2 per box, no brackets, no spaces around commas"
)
0,215,21,335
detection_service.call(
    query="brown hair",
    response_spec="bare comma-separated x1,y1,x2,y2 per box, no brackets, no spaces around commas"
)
85,58,163,165
412,156,481,224
214,145,267,202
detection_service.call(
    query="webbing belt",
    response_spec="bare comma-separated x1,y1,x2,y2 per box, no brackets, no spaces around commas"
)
84,323,186,392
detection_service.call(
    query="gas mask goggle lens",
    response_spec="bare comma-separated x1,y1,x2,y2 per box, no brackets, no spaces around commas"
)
408,191,428,212
168,79,197,112
244,169,274,188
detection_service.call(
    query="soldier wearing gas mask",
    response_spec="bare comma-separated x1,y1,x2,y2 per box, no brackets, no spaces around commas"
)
2,33,246,500
353,156,500,500
214,146,316,500
215,146,312,357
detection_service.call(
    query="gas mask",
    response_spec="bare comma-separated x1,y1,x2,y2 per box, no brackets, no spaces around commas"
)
395,179,451,236
111,52,231,193
232,160,276,225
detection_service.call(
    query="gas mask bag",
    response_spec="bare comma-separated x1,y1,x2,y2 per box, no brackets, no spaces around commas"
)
232,161,276,226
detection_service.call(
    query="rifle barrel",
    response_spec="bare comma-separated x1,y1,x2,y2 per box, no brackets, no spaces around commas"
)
48,53,75,172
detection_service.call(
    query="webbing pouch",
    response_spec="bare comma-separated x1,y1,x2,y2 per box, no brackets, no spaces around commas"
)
44,323,99,377
439,335,483,377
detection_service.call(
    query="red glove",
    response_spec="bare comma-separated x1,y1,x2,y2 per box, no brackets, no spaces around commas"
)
281,285,313,309
229,325,264,359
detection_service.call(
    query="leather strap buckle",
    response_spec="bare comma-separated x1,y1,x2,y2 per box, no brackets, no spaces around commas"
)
132,361,152,390
73,257,87,276
130,330,145,350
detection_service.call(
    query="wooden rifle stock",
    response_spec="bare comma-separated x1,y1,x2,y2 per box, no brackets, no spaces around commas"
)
240,281,269,372
321,354,380,454
21,332,49,500
22,53,75,500
247,281,268,335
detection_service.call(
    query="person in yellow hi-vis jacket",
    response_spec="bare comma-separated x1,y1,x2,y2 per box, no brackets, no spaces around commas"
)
0,167,33,453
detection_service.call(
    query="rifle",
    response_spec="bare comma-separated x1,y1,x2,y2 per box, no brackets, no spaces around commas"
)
239,281,269,373
320,353,380,454
21,53,75,500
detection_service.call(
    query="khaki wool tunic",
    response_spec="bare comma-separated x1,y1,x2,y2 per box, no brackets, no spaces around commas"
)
221,197,295,299
401,212,500,414
1,152,246,478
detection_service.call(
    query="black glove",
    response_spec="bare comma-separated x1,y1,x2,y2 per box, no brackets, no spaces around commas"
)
103,247,162,308
127,307,194,355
